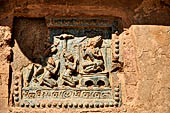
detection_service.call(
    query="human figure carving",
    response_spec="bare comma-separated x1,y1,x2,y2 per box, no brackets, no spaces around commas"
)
62,51,79,87
22,41,60,88
38,41,60,88
82,36,104,73
22,63,34,87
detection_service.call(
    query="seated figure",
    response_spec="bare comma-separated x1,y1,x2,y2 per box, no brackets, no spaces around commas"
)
82,36,104,73
62,51,79,87
38,41,60,88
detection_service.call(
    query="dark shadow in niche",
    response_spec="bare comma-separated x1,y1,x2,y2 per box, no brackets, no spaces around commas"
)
12,17,50,64
85,80,94,87
8,65,13,106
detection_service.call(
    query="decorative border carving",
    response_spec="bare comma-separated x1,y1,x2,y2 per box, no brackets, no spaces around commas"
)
13,17,122,109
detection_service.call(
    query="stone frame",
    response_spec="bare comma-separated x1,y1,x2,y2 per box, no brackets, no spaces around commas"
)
12,17,122,109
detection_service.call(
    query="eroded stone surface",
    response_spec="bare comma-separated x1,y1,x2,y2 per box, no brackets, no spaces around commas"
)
132,26,170,113
0,26,11,113
10,18,122,110
0,0,170,27
120,25,170,113
0,1,170,112
1,24,170,113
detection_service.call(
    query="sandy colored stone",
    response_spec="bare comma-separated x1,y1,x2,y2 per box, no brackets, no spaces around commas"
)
0,98,8,113
0,0,170,112
132,25,170,113
121,25,170,113
0,0,170,27
0,26,11,113
6,25,170,113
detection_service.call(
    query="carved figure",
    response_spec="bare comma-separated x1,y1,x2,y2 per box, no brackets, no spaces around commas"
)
17,17,122,107
22,63,35,87
39,42,60,88
62,51,79,87
38,57,59,88
22,34,108,88
22,41,60,88
81,36,104,73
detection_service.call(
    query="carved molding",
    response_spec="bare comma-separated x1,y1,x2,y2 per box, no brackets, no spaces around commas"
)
13,17,122,109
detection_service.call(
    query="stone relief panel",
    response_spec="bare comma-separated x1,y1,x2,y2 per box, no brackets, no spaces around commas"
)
12,18,122,109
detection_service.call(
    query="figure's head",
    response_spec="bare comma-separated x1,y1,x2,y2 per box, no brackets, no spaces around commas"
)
63,51,74,61
87,36,103,47
47,57,55,66
115,31,119,35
